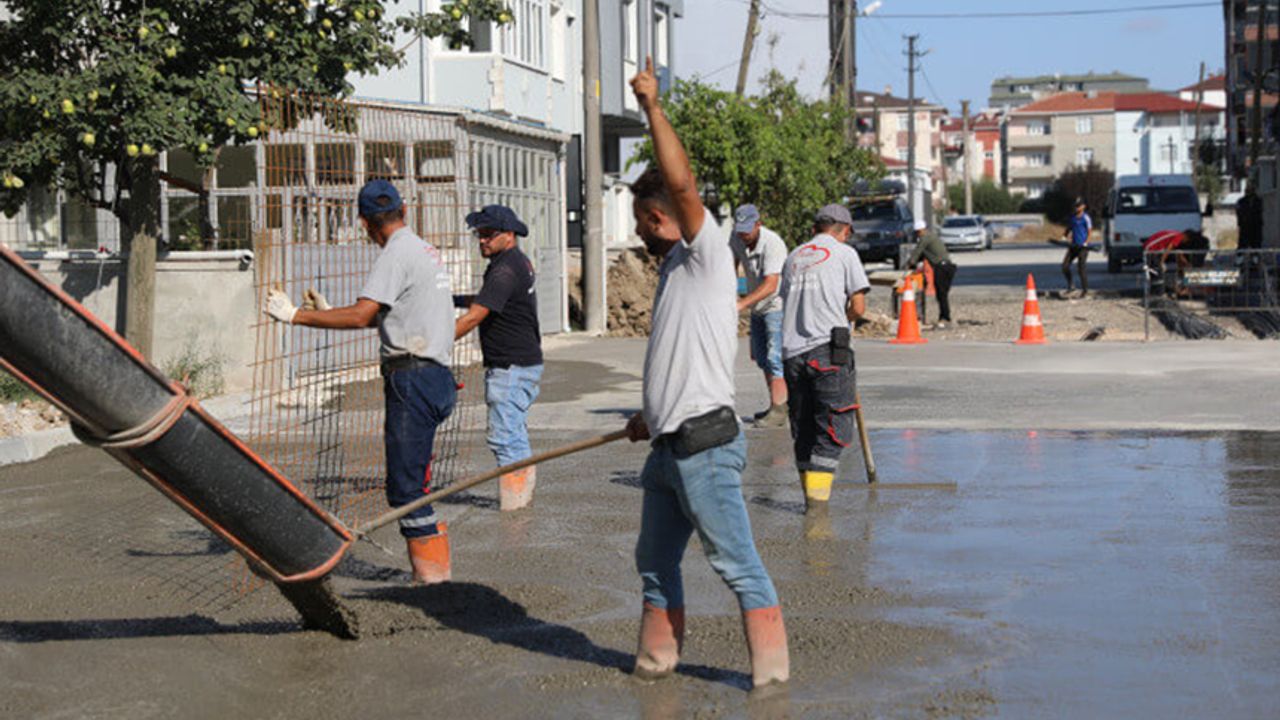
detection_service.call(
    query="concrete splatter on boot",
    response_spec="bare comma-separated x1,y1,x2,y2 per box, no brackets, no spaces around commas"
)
742,606,790,688
405,521,451,585
633,603,685,681
801,470,834,510
499,466,536,511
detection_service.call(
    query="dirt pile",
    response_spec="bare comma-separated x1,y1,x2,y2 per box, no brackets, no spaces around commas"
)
854,311,895,338
0,399,66,438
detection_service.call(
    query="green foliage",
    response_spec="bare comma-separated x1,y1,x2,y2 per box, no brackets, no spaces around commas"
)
0,369,36,403
1194,167,1223,204
161,337,225,399
945,180,1022,215
630,71,883,246
1041,162,1114,225
0,0,511,218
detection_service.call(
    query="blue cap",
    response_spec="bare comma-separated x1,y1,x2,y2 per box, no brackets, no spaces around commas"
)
358,179,403,218
733,204,761,234
466,204,529,237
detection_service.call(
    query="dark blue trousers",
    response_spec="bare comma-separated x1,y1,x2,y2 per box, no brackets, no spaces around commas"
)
384,363,456,538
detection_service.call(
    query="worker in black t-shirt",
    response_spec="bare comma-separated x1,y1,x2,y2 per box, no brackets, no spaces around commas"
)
457,205,544,511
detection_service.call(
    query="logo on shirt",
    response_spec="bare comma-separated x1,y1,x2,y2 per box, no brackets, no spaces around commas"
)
791,244,831,273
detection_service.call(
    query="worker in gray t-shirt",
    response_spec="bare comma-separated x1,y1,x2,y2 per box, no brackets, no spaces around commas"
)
624,56,789,690
779,204,870,508
730,204,790,427
264,179,456,586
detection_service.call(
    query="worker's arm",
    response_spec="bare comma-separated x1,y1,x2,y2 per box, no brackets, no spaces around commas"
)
846,289,868,322
737,274,779,314
905,241,925,268
632,56,704,241
293,298,382,329
454,303,490,340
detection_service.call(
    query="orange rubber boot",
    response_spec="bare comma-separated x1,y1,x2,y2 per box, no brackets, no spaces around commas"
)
742,606,790,688
499,466,536,512
405,521,451,585
633,603,685,681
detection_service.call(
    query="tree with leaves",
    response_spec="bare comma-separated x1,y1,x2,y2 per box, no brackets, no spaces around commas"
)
630,71,882,246
945,179,1022,216
0,0,510,355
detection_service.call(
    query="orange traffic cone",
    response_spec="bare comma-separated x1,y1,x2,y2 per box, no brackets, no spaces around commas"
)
891,283,928,345
1016,274,1048,345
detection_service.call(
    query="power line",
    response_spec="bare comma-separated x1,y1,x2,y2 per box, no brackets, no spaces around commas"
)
746,1,1216,21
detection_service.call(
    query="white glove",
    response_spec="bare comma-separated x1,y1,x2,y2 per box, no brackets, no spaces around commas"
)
302,287,331,311
265,289,298,324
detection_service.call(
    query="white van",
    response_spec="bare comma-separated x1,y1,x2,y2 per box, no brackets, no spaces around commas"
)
1102,174,1208,273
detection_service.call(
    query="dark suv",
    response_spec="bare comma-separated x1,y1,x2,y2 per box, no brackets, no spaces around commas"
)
848,196,913,269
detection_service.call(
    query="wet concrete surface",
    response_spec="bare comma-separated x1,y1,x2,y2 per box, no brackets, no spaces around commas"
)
2,422,1279,718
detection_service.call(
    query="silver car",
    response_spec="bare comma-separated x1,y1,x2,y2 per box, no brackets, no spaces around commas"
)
939,215,992,251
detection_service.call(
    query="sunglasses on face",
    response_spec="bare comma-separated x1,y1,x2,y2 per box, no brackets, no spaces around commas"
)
473,228,502,240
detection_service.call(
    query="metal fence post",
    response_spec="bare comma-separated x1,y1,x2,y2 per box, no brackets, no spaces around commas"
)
1142,251,1150,342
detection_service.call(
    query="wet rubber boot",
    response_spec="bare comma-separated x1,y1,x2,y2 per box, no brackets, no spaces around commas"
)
499,466,536,511
633,603,685,681
801,471,834,509
405,521,451,585
742,606,790,688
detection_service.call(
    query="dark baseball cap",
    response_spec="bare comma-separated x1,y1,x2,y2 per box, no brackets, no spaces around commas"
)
358,179,403,217
466,204,529,237
733,204,761,234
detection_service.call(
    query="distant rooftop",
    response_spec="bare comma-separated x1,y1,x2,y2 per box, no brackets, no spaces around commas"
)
853,88,945,112
1013,91,1224,115
1179,74,1226,93
991,71,1148,86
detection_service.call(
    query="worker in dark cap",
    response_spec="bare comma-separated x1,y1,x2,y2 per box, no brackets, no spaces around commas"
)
456,204,544,511
264,179,457,585
778,204,870,509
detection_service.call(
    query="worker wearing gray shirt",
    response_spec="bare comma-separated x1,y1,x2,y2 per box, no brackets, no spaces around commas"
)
779,204,871,508
731,204,790,427
905,218,957,327
264,179,456,586
624,57,789,690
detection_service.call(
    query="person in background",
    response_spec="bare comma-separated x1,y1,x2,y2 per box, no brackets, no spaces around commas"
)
730,204,790,427
1236,183,1263,251
455,204,543,512
1062,198,1093,298
905,218,957,329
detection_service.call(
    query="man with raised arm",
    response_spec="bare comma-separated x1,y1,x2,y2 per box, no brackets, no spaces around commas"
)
624,57,789,689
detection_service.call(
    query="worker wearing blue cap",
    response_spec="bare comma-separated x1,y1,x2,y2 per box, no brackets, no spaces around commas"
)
264,179,457,585
456,204,543,511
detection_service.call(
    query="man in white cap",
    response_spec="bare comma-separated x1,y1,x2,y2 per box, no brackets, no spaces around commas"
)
730,204,790,427
779,204,870,509
905,217,957,328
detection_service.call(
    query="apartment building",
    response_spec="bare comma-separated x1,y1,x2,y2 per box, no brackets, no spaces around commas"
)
989,72,1149,112
1115,94,1225,176
940,112,1004,186
853,88,947,214
1179,74,1228,110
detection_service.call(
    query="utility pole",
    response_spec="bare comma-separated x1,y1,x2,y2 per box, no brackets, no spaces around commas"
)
962,100,973,215
828,1,858,141
905,34,922,221
1251,0,1266,167
582,0,605,335
1193,61,1206,155
735,0,761,96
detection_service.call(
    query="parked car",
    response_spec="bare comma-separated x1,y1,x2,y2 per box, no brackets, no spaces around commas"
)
939,215,991,251
848,194,913,269
1102,174,1209,273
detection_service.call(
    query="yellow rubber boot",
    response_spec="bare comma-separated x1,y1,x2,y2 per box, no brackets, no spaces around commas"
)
801,471,834,505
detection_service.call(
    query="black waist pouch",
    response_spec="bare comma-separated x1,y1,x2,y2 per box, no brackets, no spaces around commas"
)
672,406,739,458
830,326,853,367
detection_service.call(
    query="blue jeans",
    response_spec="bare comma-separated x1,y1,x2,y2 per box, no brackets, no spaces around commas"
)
635,430,779,611
485,364,543,466
750,311,785,379
384,363,456,538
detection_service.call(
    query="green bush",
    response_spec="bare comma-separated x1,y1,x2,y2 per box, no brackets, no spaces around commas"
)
946,180,1023,215
161,338,225,399
0,368,36,402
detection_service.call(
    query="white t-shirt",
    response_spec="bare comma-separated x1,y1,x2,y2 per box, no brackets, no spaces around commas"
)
780,233,871,359
642,208,740,437
359,227,455,366
731,225,788,316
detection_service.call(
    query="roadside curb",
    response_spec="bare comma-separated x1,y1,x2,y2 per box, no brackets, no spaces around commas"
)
0,391,253,468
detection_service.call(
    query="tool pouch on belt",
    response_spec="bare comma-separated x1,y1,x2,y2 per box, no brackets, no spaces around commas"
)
830,326,853,367
672,406,739,458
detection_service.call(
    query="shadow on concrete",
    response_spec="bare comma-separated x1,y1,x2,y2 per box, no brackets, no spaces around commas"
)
749,495,806,516
0,615,297,642
359,582,751,690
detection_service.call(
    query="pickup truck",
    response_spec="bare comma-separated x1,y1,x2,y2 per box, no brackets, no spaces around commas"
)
848,195,913,269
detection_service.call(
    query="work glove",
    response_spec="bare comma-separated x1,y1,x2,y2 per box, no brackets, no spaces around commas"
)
302,287,331,311
265,289,298,324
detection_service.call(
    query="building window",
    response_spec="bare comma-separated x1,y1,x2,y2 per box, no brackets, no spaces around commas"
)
1027,152,1050,167
624,0,640,66
549,2,566,81
1076,148,1094,165
984,150,995,160
1027,182,1048,199
897,149,909,162
654,5,670,69
1015,84,1031,93
896,112,910,126
1076,117,1093,134
1026,121,1051,136
501,0,547,69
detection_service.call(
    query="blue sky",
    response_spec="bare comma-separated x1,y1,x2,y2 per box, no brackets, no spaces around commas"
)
676,0,1226,113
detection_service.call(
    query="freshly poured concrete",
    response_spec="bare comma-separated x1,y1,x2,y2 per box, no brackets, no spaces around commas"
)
2,338,1278,718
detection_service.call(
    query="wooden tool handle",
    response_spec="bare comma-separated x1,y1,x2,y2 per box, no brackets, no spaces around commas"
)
356,429,631,536
854,392,877,484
